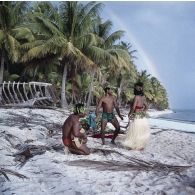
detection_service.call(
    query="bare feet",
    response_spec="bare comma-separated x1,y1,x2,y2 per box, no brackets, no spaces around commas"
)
110,140,116,145
101,137,105,145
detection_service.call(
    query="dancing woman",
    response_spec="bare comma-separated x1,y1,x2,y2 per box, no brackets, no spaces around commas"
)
122,82,150,150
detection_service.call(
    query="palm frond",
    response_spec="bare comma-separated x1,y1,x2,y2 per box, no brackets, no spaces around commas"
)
76,33,103,49
84,45,118,66
20,40,45,51
98,20,113,39
104,30,125,47
78,2,103,34
0,5,11,30
107,48,131,69
12,27,35,42
12,1,29,24
6,34,20,62
33,16,61,36
22,36,64,62
0,30,4,44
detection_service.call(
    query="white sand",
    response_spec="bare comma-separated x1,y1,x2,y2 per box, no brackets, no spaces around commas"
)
0,108,195,195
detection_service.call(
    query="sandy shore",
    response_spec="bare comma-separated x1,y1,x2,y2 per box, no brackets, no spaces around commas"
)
0,108,195,195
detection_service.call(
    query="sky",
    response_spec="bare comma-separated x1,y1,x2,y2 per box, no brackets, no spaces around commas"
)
99,1,195,110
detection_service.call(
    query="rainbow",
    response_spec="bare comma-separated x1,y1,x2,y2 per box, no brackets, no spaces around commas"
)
105,8,161,81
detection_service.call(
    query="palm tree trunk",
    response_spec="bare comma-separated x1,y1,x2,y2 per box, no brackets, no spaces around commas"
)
0,54,4,84
61,64,68,108
87,69,95,108
72,86,77,104
0,54,5,100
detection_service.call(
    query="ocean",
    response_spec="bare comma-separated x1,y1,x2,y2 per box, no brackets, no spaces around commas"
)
157,110,195,124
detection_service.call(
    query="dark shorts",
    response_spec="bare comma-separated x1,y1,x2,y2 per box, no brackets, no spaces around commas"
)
102,112,115,122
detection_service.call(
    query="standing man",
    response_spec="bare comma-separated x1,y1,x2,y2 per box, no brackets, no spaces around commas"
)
62,103,90,155
96,87,123,145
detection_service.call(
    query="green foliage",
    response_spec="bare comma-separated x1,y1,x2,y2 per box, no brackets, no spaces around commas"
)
0,1,169,109
3,70,20,81
130,111,149,119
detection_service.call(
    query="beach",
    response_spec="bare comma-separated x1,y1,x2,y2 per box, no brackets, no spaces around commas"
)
0,107,195,195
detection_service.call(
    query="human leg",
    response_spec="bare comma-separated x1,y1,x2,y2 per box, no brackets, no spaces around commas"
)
68,142,90,155
110,117,120,144
101,119,107,145
68,147,86,155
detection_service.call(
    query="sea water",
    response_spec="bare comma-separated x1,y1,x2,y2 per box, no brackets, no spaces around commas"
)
158,110,195,124
148,110,195,133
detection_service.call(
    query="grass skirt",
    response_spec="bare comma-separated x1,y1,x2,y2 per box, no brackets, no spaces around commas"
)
122,117,150,150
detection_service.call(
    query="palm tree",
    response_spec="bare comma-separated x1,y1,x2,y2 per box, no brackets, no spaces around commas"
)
21,1,100,108
0,2,33,83
59,1,103,107
114,41,138,106
137,72,169,109
150,77,169,109
22,1,132,109
86,17,132,107
137,70,153,101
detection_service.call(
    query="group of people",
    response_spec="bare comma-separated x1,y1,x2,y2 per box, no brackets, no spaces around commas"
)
62,82,150,155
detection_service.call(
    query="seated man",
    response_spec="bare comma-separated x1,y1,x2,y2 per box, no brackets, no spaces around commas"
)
62,103,90,155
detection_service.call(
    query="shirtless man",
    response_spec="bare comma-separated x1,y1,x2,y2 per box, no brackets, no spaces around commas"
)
96,87,123,145
62,103,90,155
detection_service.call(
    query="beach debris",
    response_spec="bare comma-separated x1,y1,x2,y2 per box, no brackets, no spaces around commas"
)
0,167,28,181
67,148,191,173
13,143,64,167
0,81,58,107
67,159,191,173
13,144,48,167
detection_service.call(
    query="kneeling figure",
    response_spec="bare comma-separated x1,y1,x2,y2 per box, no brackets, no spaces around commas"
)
62,103,90,155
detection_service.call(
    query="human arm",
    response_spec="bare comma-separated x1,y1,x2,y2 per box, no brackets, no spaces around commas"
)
72,121,87,139
113,97,123,120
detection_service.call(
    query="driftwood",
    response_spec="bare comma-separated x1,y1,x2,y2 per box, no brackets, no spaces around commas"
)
0,167,28,181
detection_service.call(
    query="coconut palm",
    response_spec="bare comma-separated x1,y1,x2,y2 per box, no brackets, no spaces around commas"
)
21,1,101,108
150,77,169,109
22,1,133,109
86,17,132,106
137,70,153,101
0,2,33,83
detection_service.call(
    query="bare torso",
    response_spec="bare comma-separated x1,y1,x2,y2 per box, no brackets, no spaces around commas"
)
100,95,116,113
62,113,90,155
134,95,147,112
96,92,123,144
62,115,79,139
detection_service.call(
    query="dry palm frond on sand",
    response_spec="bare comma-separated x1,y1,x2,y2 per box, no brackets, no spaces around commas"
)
0,168,28,181
67,148,191,173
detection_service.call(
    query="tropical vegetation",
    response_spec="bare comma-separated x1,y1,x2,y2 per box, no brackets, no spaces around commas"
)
0,1,169,110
